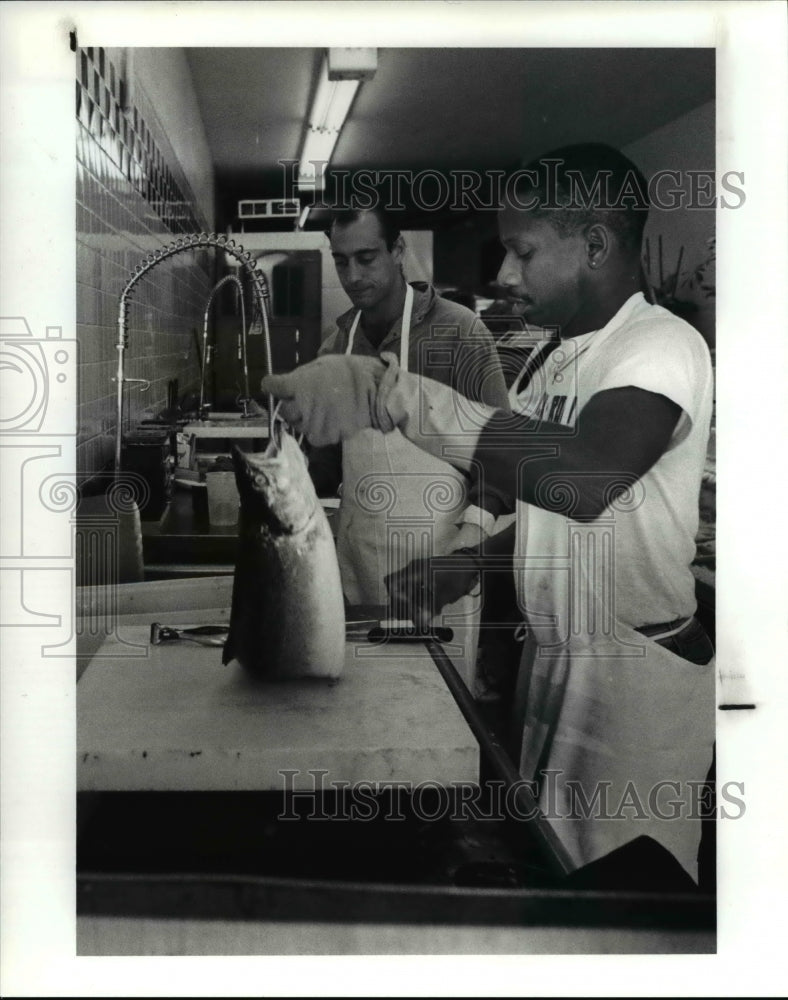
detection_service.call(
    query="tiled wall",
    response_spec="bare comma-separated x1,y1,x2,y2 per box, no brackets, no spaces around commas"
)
75,46,215,483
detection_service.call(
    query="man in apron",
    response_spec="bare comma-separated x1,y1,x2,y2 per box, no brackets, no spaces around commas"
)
262,144,715,885
308,205,510,688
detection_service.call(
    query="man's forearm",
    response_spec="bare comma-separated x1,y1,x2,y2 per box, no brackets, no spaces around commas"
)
450,522,516,563
472,389,681,521
261,357,678,523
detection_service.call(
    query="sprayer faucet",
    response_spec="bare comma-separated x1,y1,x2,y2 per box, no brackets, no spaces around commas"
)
115,233,274,476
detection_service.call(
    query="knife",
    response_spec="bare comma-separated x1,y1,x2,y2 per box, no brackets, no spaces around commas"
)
368,619,454,644
150,622,229,647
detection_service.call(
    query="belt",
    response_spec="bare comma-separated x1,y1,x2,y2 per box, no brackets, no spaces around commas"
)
634,616,695,642
513,615,699,645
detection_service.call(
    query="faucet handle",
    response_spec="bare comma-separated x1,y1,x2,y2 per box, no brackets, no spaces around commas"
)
112,376,151,392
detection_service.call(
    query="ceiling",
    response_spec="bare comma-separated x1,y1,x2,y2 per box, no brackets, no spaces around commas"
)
185,47,715,226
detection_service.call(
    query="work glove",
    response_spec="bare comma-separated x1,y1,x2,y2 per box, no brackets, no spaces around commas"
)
375,354,498,465
376,356,520,512
262,354,516,509
261,355,388,446
385,552,482,631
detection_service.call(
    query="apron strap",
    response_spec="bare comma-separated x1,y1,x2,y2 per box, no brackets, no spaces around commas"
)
345,283,414,372
399,283,413,372
346,310,361,355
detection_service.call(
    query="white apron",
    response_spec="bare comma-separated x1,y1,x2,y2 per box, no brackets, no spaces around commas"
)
509,503,715,883
337,285,482,688
502,348,714,881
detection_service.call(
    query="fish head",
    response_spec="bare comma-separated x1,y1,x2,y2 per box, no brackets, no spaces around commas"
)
230,436,316,534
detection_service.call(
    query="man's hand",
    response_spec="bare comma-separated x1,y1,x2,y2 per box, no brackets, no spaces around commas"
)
261,355,388,446
384,553,481,631
443,521,485,554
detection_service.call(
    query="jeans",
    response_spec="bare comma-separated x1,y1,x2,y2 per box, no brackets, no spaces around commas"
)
638,616,715,666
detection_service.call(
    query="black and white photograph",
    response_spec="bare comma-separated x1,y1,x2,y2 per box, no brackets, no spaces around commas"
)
1,1,787,994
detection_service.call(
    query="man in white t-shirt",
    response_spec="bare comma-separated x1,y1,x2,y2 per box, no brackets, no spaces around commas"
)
261,144,715,886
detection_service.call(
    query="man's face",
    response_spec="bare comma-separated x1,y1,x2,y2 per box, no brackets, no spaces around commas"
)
496,203,588,332
330,212,402,313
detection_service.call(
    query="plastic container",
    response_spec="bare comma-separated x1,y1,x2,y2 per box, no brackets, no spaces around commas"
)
205,471,239,526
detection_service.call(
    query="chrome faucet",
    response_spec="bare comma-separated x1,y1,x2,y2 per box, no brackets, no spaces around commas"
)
199,273,249,419
115,233,273,476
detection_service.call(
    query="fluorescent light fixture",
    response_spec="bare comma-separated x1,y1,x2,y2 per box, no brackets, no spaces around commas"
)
311,60,360,131
298,129,343,188
328,48,377,81
298,55,360,189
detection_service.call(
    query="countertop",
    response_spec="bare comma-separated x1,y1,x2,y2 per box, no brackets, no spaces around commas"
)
77,597,479,792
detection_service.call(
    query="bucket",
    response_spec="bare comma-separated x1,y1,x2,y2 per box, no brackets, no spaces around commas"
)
205,471,239,526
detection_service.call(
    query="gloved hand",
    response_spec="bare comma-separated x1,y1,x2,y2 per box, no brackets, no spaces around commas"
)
376,358,519,512
261,355,387,446
384,552,482,631
375,355,499,468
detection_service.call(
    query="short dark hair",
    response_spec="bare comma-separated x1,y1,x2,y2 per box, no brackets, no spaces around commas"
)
327,205,402,252
508,143,650,253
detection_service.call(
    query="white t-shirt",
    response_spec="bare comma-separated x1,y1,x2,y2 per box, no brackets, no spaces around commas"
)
510,292,714,632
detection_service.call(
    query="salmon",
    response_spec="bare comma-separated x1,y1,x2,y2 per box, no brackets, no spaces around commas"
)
222,432,345,680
